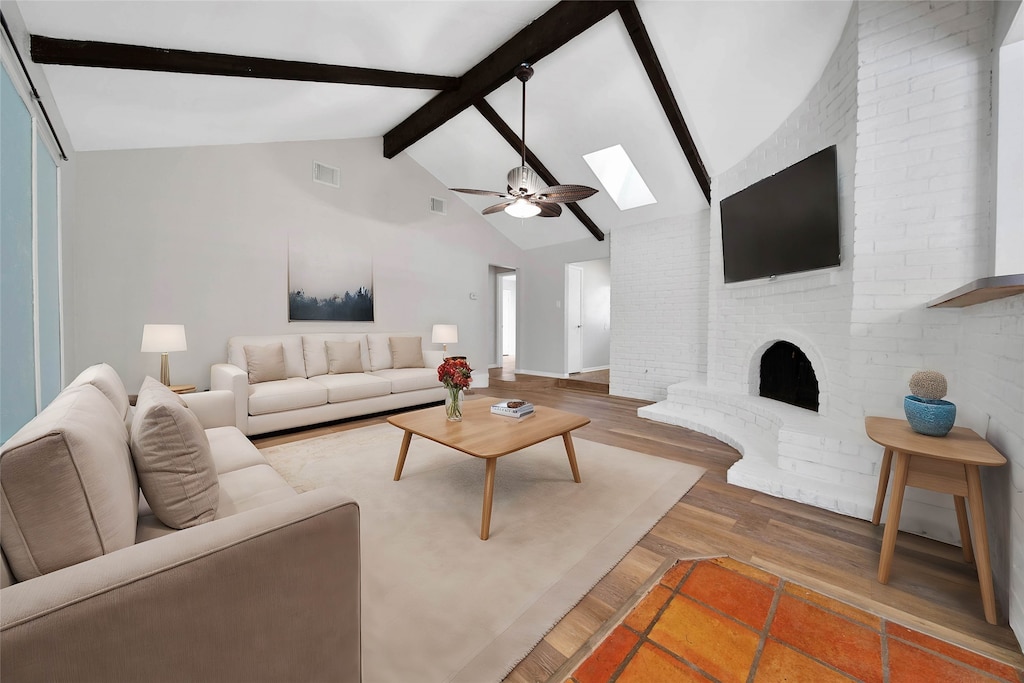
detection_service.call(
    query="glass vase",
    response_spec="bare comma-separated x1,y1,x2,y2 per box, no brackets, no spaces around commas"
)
445,386,463,422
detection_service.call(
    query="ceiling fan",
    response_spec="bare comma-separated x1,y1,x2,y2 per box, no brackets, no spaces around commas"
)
450,63,598,219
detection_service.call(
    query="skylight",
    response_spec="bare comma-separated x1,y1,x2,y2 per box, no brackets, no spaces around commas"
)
582,144,656,211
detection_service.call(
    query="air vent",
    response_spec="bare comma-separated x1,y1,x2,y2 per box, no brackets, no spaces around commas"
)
312,161,340,188
429,197,447,215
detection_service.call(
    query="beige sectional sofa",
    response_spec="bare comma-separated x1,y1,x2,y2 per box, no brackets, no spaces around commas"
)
0,364,360,682
212,332,446,436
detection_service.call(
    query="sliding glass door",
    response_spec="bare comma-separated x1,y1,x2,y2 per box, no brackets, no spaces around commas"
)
1,63,62,441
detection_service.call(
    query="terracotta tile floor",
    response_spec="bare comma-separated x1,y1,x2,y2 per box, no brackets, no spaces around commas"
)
569,557,1024,683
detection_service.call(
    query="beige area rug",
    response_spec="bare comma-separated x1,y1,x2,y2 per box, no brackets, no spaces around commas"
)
261,422,705,683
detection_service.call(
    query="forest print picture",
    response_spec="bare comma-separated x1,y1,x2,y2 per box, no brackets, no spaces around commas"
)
288,236,374,322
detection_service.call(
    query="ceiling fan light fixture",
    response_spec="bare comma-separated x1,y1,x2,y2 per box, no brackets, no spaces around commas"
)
507,166,541,194
505,198,542,218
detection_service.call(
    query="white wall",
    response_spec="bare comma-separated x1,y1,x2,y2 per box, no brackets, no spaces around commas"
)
610,211,710,400
70,137,522,391
515,238,610,377
974,0,1024,645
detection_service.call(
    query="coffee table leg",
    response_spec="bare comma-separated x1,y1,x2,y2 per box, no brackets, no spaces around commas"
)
481,458,497,540
563,433,582,483
394,430,413,481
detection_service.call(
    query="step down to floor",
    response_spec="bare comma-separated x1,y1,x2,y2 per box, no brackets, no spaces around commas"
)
556,377,609,394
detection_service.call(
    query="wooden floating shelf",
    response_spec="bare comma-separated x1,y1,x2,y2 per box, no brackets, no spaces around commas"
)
927,273,1024,308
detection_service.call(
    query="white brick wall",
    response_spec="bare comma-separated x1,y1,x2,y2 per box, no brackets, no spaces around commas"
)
962,294,1024,640
610,211,709,400
625,0,1019,636
852,0,992,419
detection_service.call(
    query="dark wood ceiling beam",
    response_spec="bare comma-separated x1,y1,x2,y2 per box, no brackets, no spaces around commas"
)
383,1,625,159
473,99,604,242
617,2,711,203
30,35,459,90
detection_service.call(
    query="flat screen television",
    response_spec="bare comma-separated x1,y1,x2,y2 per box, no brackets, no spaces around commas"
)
720,145,840,284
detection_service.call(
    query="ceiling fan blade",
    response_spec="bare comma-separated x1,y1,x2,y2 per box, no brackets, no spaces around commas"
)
535,184,598,204
450,188,511,198
535,202,563,218
482,200,515,215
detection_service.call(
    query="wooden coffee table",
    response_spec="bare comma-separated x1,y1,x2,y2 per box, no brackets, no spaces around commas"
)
387,399,591,540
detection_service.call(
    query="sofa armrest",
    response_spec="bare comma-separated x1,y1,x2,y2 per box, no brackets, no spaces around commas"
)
211,363,249,434
182,389,236,429
1,488,360,683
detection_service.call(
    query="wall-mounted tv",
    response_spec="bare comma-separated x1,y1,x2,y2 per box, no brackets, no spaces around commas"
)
720,145,840,284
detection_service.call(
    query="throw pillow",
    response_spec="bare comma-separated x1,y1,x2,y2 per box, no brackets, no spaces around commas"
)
131,377,219,529
390,336,424,369
327,341,363,374
245,342,286,384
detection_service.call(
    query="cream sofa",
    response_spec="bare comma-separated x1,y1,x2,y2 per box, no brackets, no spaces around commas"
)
212,332,446,436
0,364,360,682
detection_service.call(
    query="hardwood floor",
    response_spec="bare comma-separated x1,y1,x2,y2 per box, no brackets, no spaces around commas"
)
251,376,1024,681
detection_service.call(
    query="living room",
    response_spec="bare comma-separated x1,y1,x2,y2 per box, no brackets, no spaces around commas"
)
2,1,1023,681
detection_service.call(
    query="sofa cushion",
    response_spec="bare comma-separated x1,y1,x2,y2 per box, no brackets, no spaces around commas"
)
66,362,131,421
206,426,267,475
245,343,287,384
367,333,420,371
0,384,138,582
327,341,364,374
215,464,298,518
248,378,328,416
302,334,369,377
131,378,219,530
310,373,392,402
136,463,296,542
390,336,424,369
228,335,306,378
371,368,443,393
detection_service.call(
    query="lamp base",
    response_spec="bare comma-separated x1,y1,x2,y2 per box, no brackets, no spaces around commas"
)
160,353,170,386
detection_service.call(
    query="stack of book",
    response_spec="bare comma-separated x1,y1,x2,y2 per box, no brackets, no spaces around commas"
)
490,399,535,419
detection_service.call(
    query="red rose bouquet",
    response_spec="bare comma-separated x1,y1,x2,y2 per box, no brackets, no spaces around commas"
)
438,358,472,421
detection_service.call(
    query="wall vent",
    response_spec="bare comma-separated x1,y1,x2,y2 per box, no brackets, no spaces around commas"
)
429,197,447,215
312,161,340,188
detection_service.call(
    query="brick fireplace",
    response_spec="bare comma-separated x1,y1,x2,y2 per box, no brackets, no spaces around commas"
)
620,2,1000,549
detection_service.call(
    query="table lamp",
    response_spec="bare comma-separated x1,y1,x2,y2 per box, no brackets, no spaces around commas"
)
432,324,458,357
141,324,187,386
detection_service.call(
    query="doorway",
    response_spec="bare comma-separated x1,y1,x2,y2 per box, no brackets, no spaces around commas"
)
566,265,583,375
495,270,517,376
565,258,611,378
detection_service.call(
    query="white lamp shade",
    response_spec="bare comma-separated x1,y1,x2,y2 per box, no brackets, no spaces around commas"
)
504,198,542,218
141,324,187,352
431,324,458,345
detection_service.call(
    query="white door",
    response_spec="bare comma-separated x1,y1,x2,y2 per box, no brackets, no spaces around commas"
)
566,266,583,374
502,288,516,355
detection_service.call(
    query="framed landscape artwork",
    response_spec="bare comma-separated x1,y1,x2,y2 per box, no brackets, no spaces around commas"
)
288,236,374,322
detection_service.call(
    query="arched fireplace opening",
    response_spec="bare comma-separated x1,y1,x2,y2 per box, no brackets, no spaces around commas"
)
759,341,819,412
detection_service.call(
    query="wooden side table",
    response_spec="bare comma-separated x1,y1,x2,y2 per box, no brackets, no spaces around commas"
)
170,384,196,394
865,416,1006,624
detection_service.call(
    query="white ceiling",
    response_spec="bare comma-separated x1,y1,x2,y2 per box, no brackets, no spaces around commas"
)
14,0,852,250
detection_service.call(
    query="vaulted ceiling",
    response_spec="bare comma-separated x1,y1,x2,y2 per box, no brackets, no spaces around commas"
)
9,0,851,250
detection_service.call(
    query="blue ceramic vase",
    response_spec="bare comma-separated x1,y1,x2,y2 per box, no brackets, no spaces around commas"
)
904,395,956,437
